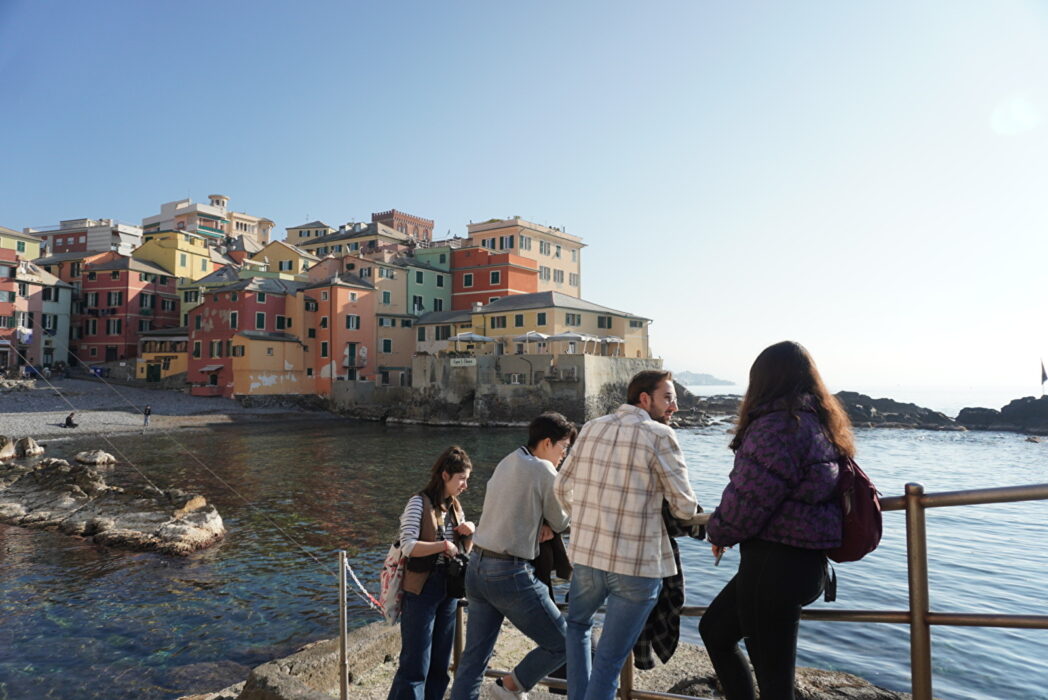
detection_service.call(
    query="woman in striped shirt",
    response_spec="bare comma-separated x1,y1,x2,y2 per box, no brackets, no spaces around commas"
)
388,445,476,700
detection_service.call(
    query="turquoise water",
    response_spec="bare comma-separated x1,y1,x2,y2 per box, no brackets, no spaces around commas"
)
0,420,1045,699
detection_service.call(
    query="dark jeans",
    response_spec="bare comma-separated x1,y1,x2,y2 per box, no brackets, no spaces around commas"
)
388,567,457,700
699,540,827,700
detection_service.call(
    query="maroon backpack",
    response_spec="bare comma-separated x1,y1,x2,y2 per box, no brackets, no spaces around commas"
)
827,456,882,563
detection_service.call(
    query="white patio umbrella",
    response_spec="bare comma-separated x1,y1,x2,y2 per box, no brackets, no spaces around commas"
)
448,331,495,352
512,330,549,353
600,335,625,356
546,330,590,353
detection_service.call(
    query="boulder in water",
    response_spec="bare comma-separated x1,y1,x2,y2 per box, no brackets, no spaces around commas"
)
75,449,116,466
15,437,45,458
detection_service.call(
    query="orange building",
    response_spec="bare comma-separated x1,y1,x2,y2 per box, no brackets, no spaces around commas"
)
450,247,538,310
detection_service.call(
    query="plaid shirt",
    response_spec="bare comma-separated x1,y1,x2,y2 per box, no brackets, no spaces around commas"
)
554,404,699,579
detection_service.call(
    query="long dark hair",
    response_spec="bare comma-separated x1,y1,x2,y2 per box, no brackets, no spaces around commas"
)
419,445,472,512
730,341,854,458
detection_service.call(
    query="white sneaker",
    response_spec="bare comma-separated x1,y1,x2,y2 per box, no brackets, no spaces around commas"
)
490,678,529,699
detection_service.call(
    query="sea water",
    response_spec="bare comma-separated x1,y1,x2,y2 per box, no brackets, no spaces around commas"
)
0,420,1044,699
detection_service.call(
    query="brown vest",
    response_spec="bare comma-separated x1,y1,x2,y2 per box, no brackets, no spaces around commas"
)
403,494,465,595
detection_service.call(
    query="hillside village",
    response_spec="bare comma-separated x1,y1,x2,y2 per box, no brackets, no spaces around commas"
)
1,196,656,418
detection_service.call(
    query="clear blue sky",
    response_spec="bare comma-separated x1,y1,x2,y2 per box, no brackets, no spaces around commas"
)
3,1,1047,390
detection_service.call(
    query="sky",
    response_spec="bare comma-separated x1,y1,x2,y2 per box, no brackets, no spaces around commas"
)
2,0,1047,391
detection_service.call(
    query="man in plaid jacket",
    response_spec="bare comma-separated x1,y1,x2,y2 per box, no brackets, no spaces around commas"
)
554,369,699,700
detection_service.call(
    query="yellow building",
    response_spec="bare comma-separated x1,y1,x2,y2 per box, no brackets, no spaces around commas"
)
285,220,335,246
0,225,42,259
296,221,411,258
134,230,217,282
250,240,320,278
416,291,651,359
231,330,310,396
466,218,585,298
135,328,189,381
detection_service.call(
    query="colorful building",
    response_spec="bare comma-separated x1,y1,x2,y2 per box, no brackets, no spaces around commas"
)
450,246,538,310
75,254,179,364
301,267,377,390
295,221,410,258
136,327,189,381
0,249,73,372
371,209,434,243
465,218,584,298
26,218,143,257
133,230,220,282
250,240,320,278
142,195,274,248
0,225,42,260
416,291,651,359
285,220,335,246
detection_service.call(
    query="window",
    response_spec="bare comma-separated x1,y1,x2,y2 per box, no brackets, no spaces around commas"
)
489,297,499,303
491,316,507,329
111,271,120,280
350,292,357,301
539,266,551,281
42,287,54,302
184,290,199,303
140,293,154,309
630,319,644,328
320,291,328,301
17,282,28,298
88,271,96,281
490,271,501,285
514,314,524,327
400,319,412,328
201,258,207,271
257,292,267,303
180,253,188,267
279,260,293,272
106,318,122,335
412,295,424,312
382,291,391,305
321,341,329,358
90,347,97,357
436,275,444,288
159,276,168,285
139,320,151,332
345,314,360,330
265,347,274,356
571,249,577,262
71,263,81,277
565,313,582,326
381,338,393,353
415,271,424,284
107,291,123,306
16,241,25,252
597,316,612,329
500,235,514,249
307,328,316,338
379,267,395,279
86,319,98,336
519,235,532,251
553,269,564,283
305,299,318,312
162,299,175,311
555,244,562,259
277,316,289,330
194,314,202,330
379,317,394,327
380,371,390,385
463,273,473,288
210,340,223,358
417,327,426,342
43,314,56,330
255,312,265,329
320,316,328,329
569,273,579,287
435,325,451,341
433,298,444,311
232,345,245,357
539,240,551,255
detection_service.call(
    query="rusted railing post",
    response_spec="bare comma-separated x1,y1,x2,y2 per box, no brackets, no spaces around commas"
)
619,651,635,698
338,551,348,700
905,483,932,700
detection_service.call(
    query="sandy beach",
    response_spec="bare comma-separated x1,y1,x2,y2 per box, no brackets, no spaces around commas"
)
0,378,338,440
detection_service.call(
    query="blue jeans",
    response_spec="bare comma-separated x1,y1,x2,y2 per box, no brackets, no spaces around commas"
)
450,551,566,700
388,567,458,700
566,564,662,700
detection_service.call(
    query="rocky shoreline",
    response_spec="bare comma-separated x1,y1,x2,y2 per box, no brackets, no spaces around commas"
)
0,436,225,555
672,385,1048,436
179,620,911,700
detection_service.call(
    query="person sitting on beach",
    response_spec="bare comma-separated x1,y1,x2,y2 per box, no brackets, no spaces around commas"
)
700,341,850,700
64,412,78,428
387,446,475,700
450,412,575,700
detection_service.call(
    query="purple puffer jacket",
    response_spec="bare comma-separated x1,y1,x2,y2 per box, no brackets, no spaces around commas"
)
707,399,842,550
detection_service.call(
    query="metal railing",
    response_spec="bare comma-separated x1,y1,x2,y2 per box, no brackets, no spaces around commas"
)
449,481,1048,700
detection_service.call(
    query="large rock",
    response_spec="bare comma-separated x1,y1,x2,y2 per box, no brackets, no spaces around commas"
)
0,455,225,555
835,391,959,430
0,436,15,461
15,437,45,458
957,396,1048,435
75,449,116,465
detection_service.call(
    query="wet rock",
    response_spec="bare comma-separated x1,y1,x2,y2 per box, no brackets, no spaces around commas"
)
0,455,225,555
75,449,116,465
0,436,15,461
957,396,1048,435
835,392,960,431
15,436,44,458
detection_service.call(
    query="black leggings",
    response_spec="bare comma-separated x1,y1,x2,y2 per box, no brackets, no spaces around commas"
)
699,540,826,700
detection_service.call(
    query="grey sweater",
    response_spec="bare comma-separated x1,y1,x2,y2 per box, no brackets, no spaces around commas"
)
473,447,571,560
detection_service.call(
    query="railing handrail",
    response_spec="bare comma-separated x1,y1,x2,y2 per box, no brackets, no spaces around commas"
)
449,481,1048,700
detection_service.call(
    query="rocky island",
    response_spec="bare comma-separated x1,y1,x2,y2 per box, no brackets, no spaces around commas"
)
0,435,225,555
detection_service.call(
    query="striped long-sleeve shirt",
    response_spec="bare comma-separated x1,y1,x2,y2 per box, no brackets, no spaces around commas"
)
399,494,457,558
554,404,699,578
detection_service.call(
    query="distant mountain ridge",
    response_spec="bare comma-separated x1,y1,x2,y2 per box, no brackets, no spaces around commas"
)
674,370,734,386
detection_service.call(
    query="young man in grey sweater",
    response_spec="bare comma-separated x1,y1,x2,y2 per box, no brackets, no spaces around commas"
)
450,412,576,700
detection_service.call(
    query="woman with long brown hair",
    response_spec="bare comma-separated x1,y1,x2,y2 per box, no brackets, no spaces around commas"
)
388,446,475,700
700,341,852,700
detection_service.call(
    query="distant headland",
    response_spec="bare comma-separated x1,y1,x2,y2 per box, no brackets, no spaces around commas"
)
675,370,734,386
